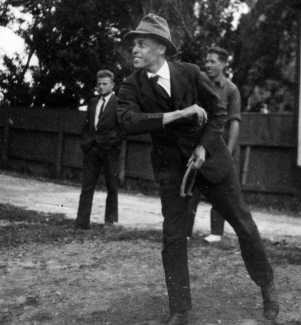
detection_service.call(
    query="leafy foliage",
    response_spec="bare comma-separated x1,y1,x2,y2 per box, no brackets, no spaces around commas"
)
0,0,299,111
0,0,140,108
179,0,241,68
0,0,242,108
232,0,298,111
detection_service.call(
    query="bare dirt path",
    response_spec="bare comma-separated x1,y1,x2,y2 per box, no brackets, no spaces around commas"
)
1,172,301,325
1,173,301,241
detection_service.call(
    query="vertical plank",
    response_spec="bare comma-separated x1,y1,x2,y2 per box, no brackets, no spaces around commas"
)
118,140,127,185
2,126,10,167
241,146,251,185
55,132,64,178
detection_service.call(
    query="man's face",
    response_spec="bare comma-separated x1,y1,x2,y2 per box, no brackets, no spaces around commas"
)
205,53,225,80
96,77,114,96
132,36,164,72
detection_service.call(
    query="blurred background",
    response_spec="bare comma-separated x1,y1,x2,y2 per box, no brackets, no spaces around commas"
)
1,0,301,209
0,0,297,112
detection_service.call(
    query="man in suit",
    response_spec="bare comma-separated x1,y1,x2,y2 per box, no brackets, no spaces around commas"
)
76,70,125,229
186,47,241,243
118,14,279,325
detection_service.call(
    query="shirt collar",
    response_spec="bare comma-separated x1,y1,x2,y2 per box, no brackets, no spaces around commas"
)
99,92,113,101
214,74,226,87
147,60,170,80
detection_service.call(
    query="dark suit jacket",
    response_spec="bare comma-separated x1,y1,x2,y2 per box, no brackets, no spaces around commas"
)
117,61,233,184
80,94,125,153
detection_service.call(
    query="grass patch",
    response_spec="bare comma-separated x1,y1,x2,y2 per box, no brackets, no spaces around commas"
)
264,238,301,265
0,203,162,248
1,203,301,265
1,203,301,324
245,192,301,217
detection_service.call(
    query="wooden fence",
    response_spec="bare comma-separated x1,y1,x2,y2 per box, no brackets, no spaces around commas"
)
0,107,299,196
238,113,297,195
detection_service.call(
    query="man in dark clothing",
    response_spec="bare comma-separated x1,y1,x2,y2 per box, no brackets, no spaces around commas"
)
76,70,125,229
186,47,241,243
117,14,279,325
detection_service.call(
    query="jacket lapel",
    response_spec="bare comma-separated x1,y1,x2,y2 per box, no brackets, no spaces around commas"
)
140,70,157,103
169,62,188,111
139,64,188,112
101,95,114,117
139,70,170,112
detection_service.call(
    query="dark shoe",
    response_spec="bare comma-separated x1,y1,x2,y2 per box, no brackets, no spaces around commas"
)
261,282,279,320
74,222,91,230
165,312,188,325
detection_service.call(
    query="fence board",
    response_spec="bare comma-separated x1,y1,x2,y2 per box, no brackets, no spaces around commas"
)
0,106,84,133
9,129,57,163
240,146,293,189
62,134,84,168
239,113,295,147
0,107,299,195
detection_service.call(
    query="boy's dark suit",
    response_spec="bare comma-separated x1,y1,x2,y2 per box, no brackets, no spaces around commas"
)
118,61,274,313
76,94,124,229
80,94,122,152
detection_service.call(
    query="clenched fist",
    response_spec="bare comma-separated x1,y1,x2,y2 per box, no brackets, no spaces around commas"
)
182,104,208,125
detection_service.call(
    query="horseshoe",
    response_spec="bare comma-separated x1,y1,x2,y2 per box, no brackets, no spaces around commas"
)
180,161,197,197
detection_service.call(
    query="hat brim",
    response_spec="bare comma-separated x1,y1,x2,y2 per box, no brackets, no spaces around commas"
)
124,31,178,57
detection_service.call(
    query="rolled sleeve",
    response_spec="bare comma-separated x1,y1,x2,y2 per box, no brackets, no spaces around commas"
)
195,70,228,156
227,86,241,123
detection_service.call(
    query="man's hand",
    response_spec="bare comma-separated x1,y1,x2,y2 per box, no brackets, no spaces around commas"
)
188,145,206,170
163,104,208,126
182,104,208,125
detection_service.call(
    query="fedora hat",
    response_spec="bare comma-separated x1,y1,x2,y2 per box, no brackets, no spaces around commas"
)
124,14,178,56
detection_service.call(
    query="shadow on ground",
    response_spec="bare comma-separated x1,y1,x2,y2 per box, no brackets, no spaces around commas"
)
0,204,301,325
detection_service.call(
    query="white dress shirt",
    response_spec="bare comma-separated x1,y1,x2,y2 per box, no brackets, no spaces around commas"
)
147,60,171,97
94,93,113,128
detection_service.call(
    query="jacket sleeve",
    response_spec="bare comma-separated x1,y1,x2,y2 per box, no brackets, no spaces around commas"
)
81,99,93,137
117,79,164,135
195,68,228,155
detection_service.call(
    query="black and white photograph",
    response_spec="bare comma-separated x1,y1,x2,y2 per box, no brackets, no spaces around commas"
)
0,1,301,324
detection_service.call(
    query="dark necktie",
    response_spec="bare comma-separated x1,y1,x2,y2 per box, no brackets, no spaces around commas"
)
150,75,160,87
98,97,106,117
150,75,170,100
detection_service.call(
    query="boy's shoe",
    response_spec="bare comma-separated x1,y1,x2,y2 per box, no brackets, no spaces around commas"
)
203,234,221,243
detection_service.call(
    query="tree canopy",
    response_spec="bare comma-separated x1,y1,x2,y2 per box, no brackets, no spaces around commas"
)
0,0,299,112
1,0,140,108
232,0,298,111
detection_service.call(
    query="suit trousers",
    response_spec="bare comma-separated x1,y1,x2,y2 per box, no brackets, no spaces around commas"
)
187,146,240,237
160,165,274,313
186,190,228,236
210,146,241,235
76,144,119,228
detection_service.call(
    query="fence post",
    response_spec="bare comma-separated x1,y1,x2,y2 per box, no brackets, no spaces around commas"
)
118,140,127,185
55,132,64,178
241,146,251,185
2,126,10,167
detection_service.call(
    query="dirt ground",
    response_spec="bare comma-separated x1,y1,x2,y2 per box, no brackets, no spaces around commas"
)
1,202,301,325
1,172,301,240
